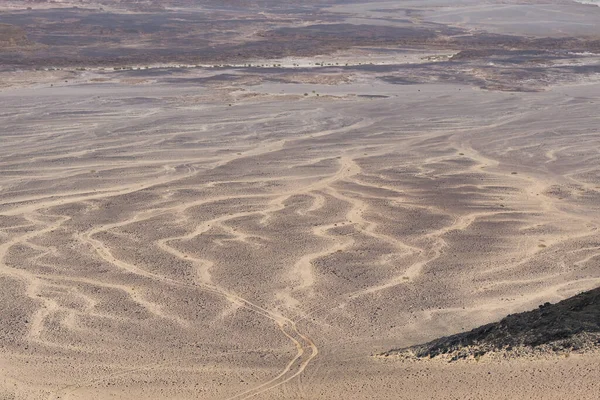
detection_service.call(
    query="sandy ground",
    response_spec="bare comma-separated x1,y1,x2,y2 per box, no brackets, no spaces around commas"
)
0,69,599,399
1,1,600,398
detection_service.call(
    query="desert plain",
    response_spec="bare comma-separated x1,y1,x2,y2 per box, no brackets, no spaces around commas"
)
1,0,600,399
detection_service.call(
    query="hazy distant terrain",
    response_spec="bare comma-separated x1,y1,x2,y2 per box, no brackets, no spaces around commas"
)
1,0,600,67
1,1,599,399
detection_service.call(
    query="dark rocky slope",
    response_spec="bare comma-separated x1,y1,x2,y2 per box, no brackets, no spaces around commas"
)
382,288,600,361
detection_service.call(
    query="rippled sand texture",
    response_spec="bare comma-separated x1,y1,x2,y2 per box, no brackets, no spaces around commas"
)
1,81,600,399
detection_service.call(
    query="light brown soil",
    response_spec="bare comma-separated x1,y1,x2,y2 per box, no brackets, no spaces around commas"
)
1,74,599,398
1,1,600,399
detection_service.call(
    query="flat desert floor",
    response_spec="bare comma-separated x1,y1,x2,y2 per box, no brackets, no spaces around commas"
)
1,0,600,398
1,73,599,399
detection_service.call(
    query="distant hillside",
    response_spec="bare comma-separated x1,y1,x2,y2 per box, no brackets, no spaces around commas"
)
382,288,600,361
0,23,30,48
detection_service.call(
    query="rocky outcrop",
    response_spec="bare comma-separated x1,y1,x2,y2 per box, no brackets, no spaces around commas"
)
382,288,600,361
